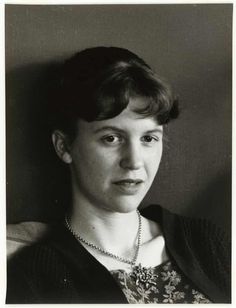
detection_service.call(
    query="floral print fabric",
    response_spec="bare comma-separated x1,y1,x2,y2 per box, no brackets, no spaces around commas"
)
110,260,211,304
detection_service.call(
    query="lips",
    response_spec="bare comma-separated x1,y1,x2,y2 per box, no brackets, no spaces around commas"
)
112,179,144,195
113,179,143,185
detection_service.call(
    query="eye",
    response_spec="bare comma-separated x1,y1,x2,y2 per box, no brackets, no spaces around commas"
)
101,135,122,145
141,135,160,144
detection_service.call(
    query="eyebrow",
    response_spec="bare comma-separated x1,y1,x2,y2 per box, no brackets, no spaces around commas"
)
93,126,163,134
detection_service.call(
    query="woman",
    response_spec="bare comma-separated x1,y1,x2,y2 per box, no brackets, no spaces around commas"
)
6,47,230,304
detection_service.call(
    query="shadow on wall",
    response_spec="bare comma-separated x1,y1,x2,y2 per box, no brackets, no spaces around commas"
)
143,165,231,233
185,169,231,234
6,62,71,223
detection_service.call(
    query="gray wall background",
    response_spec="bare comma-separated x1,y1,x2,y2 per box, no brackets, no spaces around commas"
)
6,4,232,232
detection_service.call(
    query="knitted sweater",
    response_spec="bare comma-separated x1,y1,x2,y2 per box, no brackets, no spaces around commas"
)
6,205,231,304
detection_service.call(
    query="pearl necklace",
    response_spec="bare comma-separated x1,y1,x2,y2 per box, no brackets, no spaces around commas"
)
65,210,158,289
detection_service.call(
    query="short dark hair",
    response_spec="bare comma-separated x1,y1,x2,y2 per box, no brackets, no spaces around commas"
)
50,46,179,139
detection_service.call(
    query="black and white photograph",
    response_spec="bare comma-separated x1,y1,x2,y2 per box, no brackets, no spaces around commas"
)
5,2,232,304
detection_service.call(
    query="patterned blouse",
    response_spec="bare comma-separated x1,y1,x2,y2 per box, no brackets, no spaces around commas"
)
110,260,211,304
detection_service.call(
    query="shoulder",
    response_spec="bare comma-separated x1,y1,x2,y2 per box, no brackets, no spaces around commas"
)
6,227,78,304
8,239,66,270
141,204,230,252
7,222,70,275
141,204,231,303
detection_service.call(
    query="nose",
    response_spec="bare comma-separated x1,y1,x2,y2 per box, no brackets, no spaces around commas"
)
119,142,144,170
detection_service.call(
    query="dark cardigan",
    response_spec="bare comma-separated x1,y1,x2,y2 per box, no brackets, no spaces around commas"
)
6,205,231,304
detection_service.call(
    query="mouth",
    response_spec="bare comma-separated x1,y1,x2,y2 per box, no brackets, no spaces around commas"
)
112,179,144,194
113,179,143,186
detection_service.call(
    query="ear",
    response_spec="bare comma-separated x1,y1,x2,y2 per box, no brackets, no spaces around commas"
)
52,130,72,164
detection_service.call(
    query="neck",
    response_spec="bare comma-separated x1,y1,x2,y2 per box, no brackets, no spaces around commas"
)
68,197,140,256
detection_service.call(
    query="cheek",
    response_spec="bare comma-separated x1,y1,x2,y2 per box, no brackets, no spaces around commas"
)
72,144,116,177
146,147,163,174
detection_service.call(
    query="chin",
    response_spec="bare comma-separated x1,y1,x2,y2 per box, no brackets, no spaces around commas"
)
105,196,144,214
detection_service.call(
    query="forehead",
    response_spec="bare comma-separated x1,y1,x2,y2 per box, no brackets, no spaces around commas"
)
76,97,162,135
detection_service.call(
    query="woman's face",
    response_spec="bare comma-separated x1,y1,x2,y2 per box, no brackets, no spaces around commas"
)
69,97,163,214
